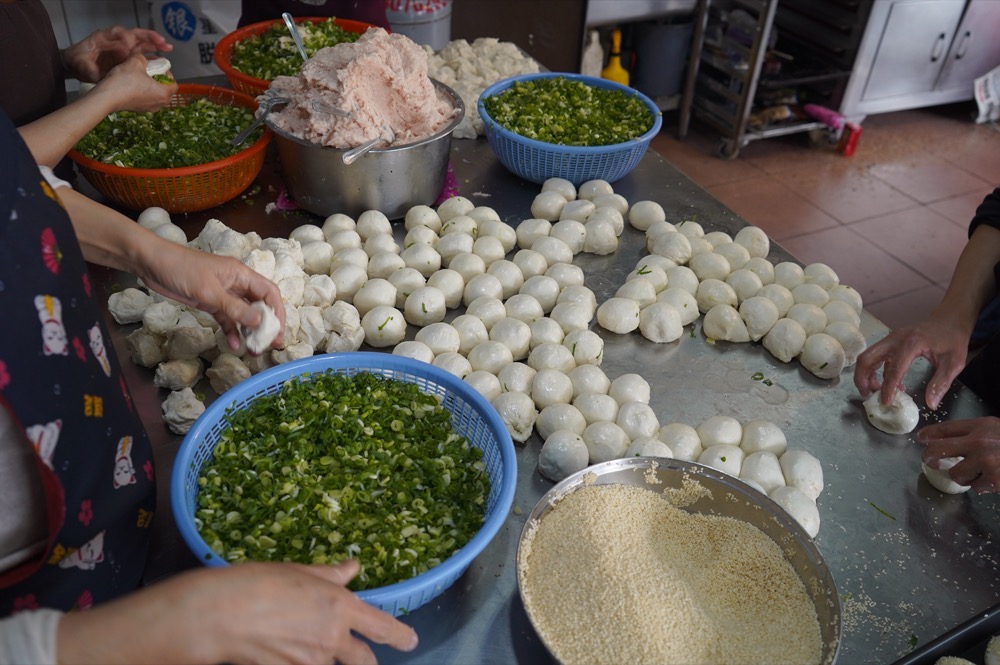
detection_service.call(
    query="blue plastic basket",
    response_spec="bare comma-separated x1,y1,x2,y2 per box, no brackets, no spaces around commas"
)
170,352,517,617
478,72,663,186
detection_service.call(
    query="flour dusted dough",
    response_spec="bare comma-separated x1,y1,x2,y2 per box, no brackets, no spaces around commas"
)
864,390,920,434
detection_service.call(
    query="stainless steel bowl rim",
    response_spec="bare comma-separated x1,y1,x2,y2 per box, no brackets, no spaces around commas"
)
516,456,842,665
264,78,465,154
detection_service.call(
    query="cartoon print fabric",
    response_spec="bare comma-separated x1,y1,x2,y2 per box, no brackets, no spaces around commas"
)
0,110,155,613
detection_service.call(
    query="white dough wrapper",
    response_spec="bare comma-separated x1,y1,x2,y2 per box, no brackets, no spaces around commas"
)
538,430,590,482
698,444,744,477
779,449,824,500
922,457,971,494
740,450,786,494
242,301,281,355
491,391,538,443
863,390,920,434
696,415,742,447
769,486,820,538
740,419,787,455
658,423,702,462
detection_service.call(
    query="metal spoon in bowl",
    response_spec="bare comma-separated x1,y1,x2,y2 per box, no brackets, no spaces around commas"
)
230,95,290,146
282,12,309,61
342,124,395,165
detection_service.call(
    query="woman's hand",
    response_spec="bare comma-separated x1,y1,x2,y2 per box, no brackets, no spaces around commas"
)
133,240,286,352
61,26,173,83
917,417,1000,493
853,315,971,410
57,561,419,665
87,53,176,114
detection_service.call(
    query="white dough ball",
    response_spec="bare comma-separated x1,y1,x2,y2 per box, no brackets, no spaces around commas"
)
451,313,489,355
328,264,368,303
153,223,187,244
437,232,475,266
592,194,629,218
698,444,744,477
473,235,507,267
627,264,668,293
582,218,619,255
739,451,786,494
922,457,972,494
403,224,438,248
361,305,406,348
545,262,586,290
726,269,764,303
531,191,568,222
657,288,700,326
740,419,787,455
366,252,405,280
648,231,692,264
616,401,660,440
823,321,867,366
550,301,592,334
635,254,677,277
639,302,684,343
792,283,830,308
715,242,751,272
488,259,525,300
624,437,673,460
301,240,334,275
468,206,500,224
530,317,565,349
463,273,504,306
432,352,472,379
490,317,532,360
477,219,517,254
449,252,487,283
658,423,702,462
568,364,611,398
744,257,775,285
687,236,713,256
400,243,442,278
426,269,465,309
597,297,641,334
609,373,651,405
675,219,705,238
516,218,552,249
356,210,392,240
327,229,362,253
804,262,839,290
498,361,537,395
392,340,435,364
577,179,614,201
538,431,590,482
506,293,545,325
527,342,576,373
468,340,515,375
587,206,625,236
331,246,367,269
559,199,596,223
532,236,574,266
403,205,441,234
556,285,598,318
541,177,576,201
828,284,863,314
583,421,630,464
763,318,808,363
137,206,171,229
563,328,604,366
531,368,575,409
703,231,733,248
464,369,503,402
414,322,461,355
863,390,920,434
733,226,770,258
739,296,780,342
689,252,732,282
574,393,620,425
323,213,356,237
823,300,862,328
289,223,325,247
536,404,588,440
697,415,742,447
404,286,446,326
758,283,795,317
769,486,820,538
628,200,666,231
491,391,537,443
616,278,657,308
520,275,561,314
703,304,751,343
696,279,738,314
386,268,427,308
787,303,828,336
512,249,548,280
779,449,824,500
466,296,506,330
364,233,400,257
800,333,847,379
353,278,397,317
774,262,806,290
437,195,474,223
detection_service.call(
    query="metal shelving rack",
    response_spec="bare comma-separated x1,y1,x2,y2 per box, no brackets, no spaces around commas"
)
678,0,872,159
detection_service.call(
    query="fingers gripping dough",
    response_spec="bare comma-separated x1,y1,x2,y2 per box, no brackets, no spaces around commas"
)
242,302,281,355
863,390,920,434
922,457,972,494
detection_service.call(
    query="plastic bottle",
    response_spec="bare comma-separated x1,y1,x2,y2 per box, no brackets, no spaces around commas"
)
601,29,630,86
581,30,604,78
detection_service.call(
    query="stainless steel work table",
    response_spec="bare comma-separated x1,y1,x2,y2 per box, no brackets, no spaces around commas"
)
87,136,1000,664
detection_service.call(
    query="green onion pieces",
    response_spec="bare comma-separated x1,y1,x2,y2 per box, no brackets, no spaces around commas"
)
194,370,490,590
230,19,361,80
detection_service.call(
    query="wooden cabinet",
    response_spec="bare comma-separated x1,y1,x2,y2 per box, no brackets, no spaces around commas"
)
841,0,1000,120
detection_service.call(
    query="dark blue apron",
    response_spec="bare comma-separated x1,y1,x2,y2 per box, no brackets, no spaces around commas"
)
0,110,155,614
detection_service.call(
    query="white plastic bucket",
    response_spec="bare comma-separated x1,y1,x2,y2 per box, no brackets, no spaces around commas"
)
385,0,453,51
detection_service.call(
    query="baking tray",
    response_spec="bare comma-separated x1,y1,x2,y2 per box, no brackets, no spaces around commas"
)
891,603,1000,665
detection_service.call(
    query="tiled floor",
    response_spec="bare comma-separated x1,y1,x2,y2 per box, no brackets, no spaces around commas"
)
648,102,1000,331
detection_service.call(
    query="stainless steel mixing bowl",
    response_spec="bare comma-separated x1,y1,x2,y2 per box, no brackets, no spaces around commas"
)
266,79,464,219
517,457,842,665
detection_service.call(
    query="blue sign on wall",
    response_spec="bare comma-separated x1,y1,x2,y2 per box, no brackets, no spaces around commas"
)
161,2,198,42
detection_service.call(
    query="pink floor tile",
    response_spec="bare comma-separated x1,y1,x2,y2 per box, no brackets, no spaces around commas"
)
848,207,968,283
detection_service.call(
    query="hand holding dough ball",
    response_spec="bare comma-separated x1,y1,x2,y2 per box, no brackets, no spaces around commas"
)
864,390,920,434
241,302,281,355
538,430,590,482
922,457,972,494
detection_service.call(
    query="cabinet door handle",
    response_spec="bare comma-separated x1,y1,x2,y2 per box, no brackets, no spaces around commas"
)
930,32,947,62
955,30,972,60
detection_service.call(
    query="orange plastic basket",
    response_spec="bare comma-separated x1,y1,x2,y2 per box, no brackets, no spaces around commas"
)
214,17,377,96
68,85,271,214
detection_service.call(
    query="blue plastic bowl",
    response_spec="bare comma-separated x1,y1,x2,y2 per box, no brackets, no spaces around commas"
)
478,72,663,186
170,352,517,617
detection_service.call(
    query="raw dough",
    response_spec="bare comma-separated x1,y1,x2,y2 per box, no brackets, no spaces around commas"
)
241,302,280,355
864,390,920,434
922,457,972,494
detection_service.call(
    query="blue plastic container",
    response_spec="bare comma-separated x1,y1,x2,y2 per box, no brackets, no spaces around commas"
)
170,352,517,617
477,72,663,186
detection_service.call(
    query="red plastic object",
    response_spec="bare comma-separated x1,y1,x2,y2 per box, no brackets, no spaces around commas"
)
837,122,862,157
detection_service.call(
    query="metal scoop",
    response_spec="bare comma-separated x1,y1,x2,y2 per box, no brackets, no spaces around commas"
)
342,124,395,165
282,12,309,61
230,95,289,146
